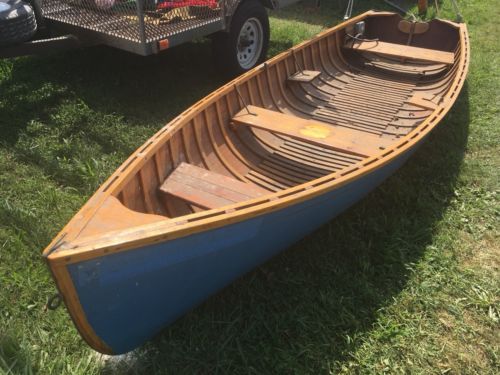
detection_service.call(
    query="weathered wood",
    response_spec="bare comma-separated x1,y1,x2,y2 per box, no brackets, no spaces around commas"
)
232,105,390,156
346,40,454,65
159,163,267,209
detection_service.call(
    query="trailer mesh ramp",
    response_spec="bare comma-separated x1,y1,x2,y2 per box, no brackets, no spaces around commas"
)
41,0,229,47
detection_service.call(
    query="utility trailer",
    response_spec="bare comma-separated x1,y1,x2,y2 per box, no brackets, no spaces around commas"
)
0,0,300,73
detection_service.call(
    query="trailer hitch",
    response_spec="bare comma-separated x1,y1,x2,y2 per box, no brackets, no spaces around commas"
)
0,35,85,59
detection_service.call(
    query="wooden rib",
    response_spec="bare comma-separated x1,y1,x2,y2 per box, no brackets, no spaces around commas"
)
275,61,318,117
152,152,171,217
181,120,204,168
190,117,210,169
165,139,193,217
264,63,320,149
226,91,275,160
138,169,154,214
249,74,342,180
214,99,262,174
204,106,247,181
256,70,276,110
264,63,299,116
222,89,299,189
210,105,252,178
242,68,318,187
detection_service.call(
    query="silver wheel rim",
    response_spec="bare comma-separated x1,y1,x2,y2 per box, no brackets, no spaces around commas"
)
237,18,263,70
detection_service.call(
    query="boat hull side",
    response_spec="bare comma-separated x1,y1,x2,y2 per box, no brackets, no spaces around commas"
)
67,148,415,354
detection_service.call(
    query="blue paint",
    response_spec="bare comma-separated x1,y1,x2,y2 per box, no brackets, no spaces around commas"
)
69,150,413,354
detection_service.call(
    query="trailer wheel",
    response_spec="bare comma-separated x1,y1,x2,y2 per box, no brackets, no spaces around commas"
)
212,0,269,76
0,0,37,46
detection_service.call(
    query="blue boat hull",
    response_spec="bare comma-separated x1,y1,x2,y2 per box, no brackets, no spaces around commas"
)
68,148,415,354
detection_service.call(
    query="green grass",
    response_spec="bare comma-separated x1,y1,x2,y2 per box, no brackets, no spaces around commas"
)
1,0,498,373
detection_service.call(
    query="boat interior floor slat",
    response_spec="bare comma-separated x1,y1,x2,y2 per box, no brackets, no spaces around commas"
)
285,68,420,138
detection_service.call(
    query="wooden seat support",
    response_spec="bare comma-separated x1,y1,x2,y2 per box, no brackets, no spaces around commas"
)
287,70,321,83
159,163,267,210
345,40,455,65
232,105,391,157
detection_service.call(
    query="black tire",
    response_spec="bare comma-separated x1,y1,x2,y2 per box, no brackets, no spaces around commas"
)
0,0,37,46
212,0,270,77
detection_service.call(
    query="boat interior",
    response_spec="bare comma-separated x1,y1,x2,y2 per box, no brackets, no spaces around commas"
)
75,13,465,239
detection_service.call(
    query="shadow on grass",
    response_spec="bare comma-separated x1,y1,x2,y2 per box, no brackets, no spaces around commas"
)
0,333,32,374
269,0,393,28
100,81,470,373
0,39,226,194
0,39,223,147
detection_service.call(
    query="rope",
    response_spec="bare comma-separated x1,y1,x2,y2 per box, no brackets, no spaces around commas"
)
344,0,354,20
450,0,463,22
384,0,416,21
346,33,379,43
234,85,255,116
434,0,440,16
292,50,303,73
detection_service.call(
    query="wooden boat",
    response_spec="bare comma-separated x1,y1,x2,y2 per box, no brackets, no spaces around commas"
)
42,11,469,354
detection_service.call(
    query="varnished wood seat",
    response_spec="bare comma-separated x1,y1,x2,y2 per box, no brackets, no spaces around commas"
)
159,163,267,210
345,40,455,65
232,105,391,157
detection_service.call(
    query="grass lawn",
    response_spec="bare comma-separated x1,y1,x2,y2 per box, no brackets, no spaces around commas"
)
0,0,498,373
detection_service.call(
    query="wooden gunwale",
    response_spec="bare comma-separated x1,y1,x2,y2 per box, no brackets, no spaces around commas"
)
44,11,468,277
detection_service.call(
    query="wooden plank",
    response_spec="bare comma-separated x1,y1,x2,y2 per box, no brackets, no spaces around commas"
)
232,105,390,157
159,163,266,210
162,179,237,210
407,92,440,110
288,70,321,83
346,40,454,65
